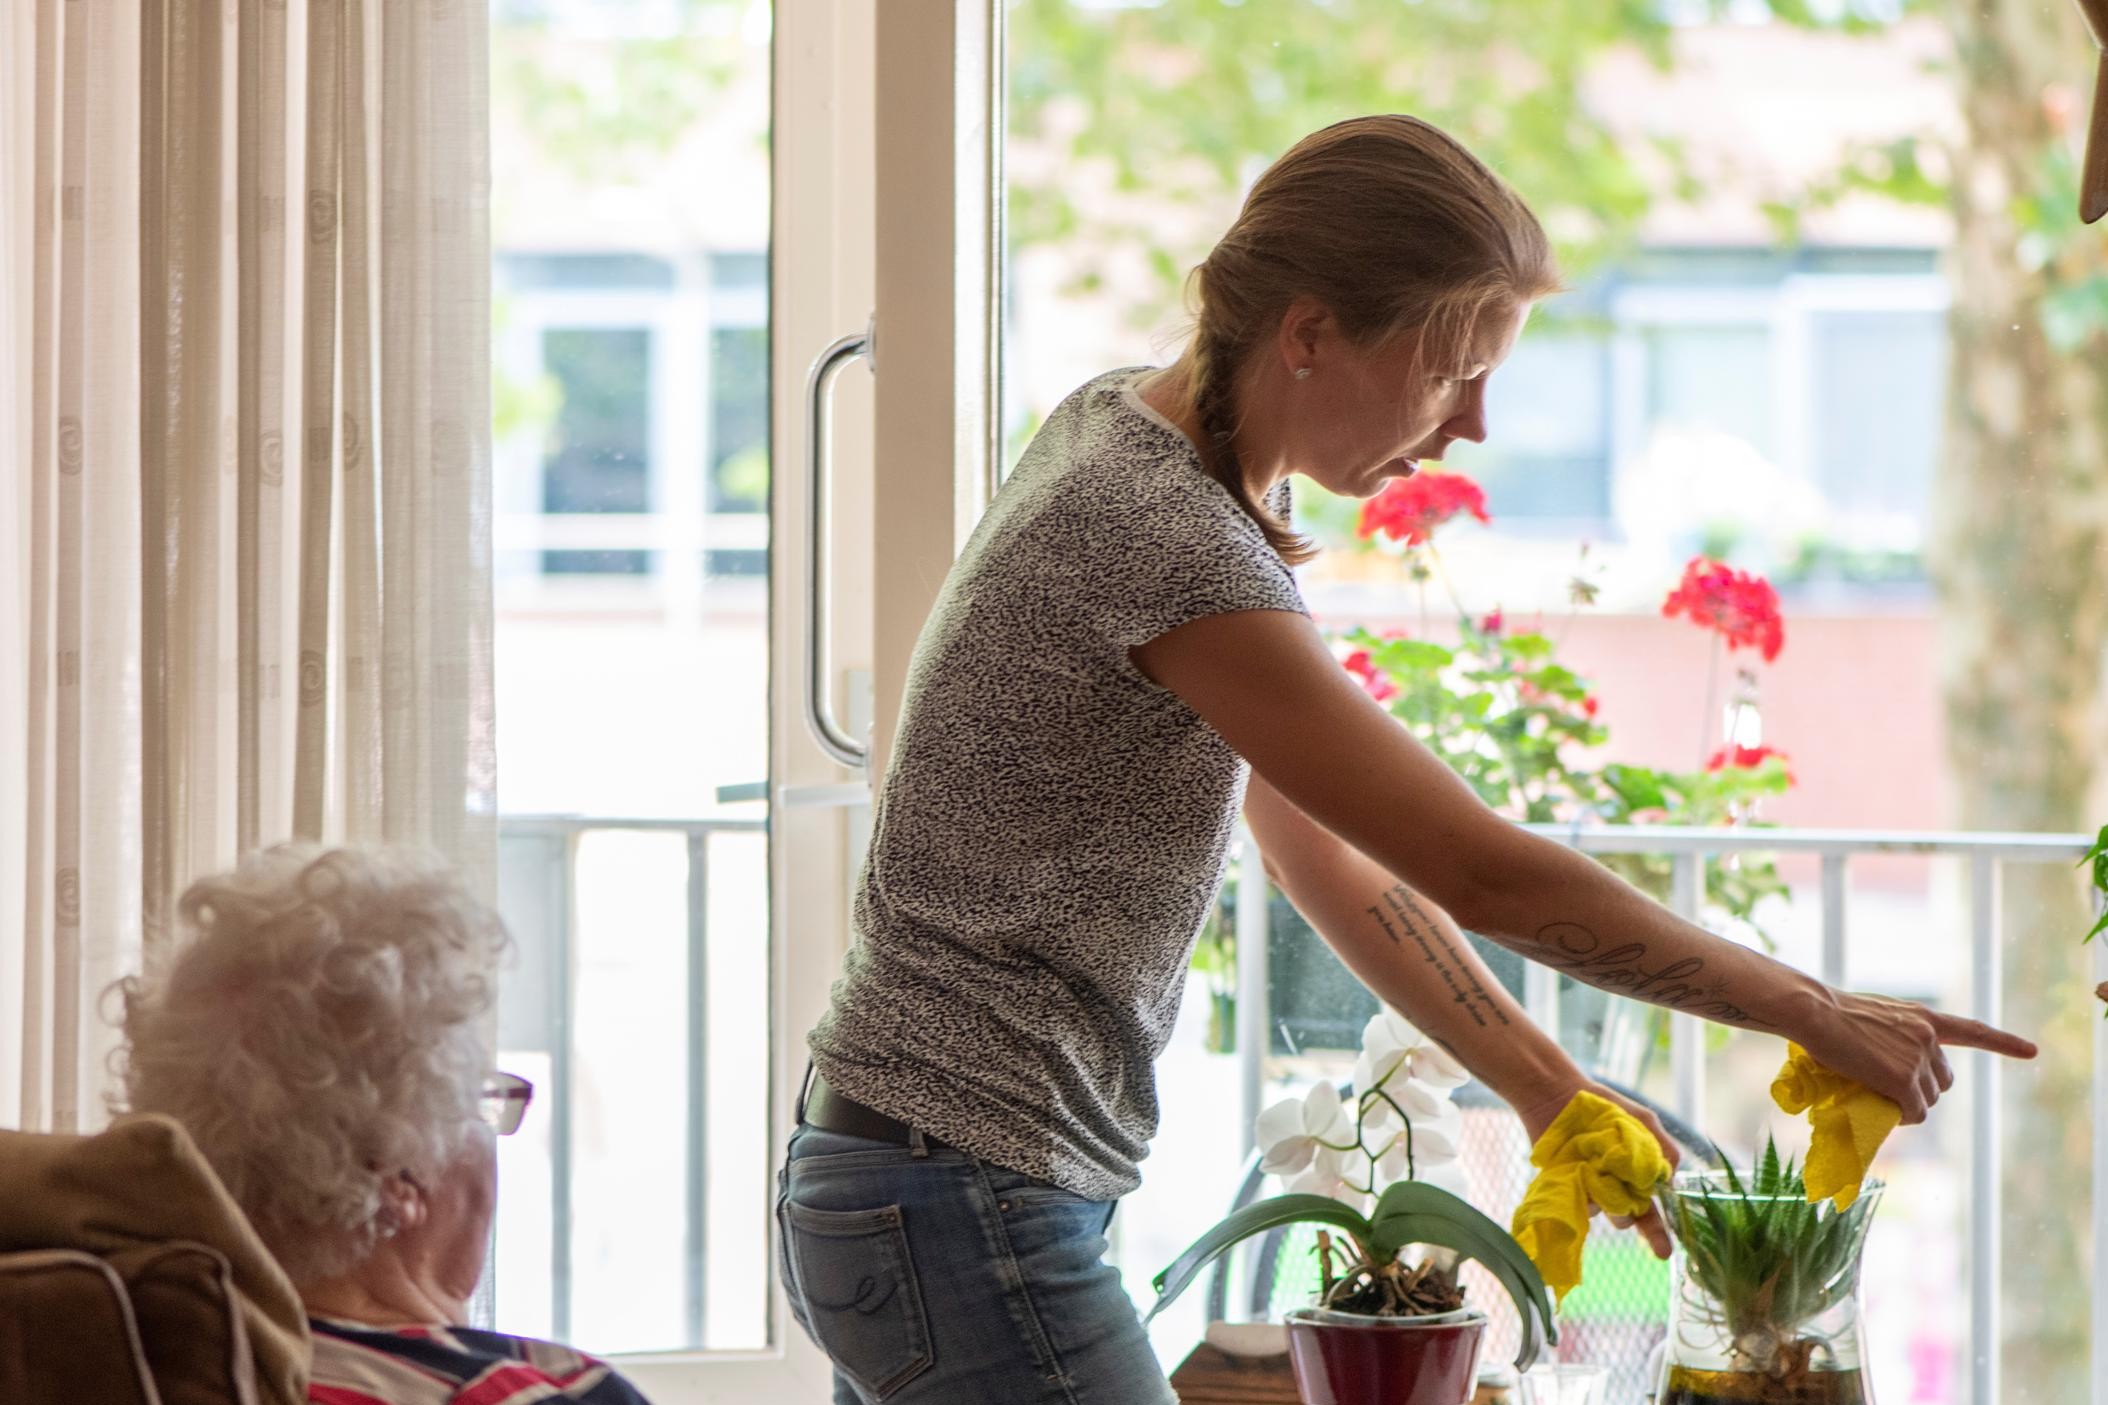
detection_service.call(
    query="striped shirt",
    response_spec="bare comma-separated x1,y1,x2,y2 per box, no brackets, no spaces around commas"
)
307,1317,654,1405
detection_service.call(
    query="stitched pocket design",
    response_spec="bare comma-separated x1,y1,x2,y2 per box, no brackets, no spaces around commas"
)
783,1201,934,1399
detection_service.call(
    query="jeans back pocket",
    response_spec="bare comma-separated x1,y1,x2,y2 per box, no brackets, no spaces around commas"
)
782,1200,934,1399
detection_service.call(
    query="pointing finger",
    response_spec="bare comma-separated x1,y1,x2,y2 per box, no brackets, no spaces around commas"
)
1929,1012,2037,1059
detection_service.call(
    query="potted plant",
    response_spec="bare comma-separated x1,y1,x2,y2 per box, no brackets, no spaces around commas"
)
1150,1012,1558,1405
1654,1140,1879,1404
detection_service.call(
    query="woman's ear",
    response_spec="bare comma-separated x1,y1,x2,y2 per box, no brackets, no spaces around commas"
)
377,1170,431,1238
1276,296,1337,373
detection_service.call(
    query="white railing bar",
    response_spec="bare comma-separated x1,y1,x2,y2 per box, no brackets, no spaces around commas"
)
1969,853,2001,1405
1525,822,2092,860
1669,853,1706,1131
2093,887,2108,1405
1235,832,1270,1158
1820,854,1848,989
499,814,768,836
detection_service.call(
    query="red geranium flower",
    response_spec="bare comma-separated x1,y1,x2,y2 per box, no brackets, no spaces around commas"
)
1356,471,1492,546
1582,694,1600,719
1706,744,1795,784
1343,649,1398,703
1662,557,1786,662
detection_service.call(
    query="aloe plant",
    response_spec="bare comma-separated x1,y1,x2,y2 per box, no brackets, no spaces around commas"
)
1148,1178,1559,1370
1658,1139,1874,1381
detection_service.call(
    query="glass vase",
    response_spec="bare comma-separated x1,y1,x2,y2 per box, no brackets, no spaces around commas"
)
1656,1172,1881,1405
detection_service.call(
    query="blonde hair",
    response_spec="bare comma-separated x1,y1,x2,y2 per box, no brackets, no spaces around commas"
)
1173,115,1562,563
114,845,507,1284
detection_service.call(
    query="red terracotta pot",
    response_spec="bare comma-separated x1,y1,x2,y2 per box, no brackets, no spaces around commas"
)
1285,1306,1488,1405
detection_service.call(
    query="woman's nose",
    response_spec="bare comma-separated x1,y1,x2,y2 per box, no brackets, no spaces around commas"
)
1446,382,1489,444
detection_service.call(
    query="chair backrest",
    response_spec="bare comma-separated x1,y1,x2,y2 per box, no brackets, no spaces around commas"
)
1205,1079,1715,1404
0,1115,310,1405
0,1249,162,1405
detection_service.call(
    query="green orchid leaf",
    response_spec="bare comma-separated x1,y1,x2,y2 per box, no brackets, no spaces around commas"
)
1365,1188,1568,1364
1148,1194,1373,1322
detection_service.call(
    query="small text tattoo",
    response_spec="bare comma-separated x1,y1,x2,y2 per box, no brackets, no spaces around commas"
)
1367,885,1512,1029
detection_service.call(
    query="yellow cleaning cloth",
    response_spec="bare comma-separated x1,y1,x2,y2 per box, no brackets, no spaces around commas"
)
1770,1043,1901,1211
1510,1090,1671,1304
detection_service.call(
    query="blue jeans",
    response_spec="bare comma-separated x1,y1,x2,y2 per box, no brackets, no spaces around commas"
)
777,1125,1178,1405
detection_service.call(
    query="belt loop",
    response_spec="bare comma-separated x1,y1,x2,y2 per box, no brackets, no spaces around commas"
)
908,1126,930,1159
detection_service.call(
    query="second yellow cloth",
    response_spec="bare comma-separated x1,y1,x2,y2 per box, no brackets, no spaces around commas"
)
1770,1042,1900,1211
1510,1090,1671,1304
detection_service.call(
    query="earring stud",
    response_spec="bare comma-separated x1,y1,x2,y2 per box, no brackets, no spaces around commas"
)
1293,367,1313,380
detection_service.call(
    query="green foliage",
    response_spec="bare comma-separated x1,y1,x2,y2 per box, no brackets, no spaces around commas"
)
495,0,748,185
1660,1139,1875,1377
492,297,563,448
1149,1183,1558,1368
1339,617,1794,940
1005,0,1679,326
2080,823,2108,947
2017,143,2108,353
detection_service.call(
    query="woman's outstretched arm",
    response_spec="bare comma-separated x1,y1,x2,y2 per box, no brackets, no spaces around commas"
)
1245,770,1678,1250
1136,607,2036,1124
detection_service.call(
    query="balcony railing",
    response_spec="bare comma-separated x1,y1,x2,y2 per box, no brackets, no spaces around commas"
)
497,810,2104,1398
496,813,767,1351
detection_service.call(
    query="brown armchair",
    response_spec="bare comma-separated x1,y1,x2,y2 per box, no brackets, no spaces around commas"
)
0,1113,309,1405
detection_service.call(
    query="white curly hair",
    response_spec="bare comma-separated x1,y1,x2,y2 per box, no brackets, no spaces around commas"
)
115,844,508,1284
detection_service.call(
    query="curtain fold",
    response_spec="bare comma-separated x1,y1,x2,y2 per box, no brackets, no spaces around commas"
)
2,0,493,1134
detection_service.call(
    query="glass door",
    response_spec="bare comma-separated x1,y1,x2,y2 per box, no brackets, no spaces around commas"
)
489,2,996,1397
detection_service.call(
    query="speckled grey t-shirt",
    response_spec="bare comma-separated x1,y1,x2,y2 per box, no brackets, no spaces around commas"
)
807,368,1309,1199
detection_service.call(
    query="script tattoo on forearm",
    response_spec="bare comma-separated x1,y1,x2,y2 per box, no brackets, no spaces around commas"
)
1534,922,1770,1026
1366,884,1512,1030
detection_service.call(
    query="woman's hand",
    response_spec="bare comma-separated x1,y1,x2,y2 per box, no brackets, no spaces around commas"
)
1788,988,2036,1125
1511,1077,1679,1260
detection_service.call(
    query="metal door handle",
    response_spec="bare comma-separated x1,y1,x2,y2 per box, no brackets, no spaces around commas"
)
804,319,875,769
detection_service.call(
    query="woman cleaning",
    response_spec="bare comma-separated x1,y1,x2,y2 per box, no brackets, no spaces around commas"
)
779,115,2035,1404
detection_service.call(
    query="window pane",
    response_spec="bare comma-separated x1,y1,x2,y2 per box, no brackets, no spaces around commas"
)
1645,323,1773,459
491,0,772,1358
1809,310,1945,527
1005,8,2103,1398
1448,330,1611,520
541,327,653,576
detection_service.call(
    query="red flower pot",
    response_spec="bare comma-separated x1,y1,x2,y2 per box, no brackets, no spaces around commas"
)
1285,1306,1488,1405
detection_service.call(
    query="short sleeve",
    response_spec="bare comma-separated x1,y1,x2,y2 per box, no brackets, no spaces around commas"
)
1083,470,1309,650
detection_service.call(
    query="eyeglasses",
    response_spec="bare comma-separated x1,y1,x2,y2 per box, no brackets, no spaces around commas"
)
479,1071,534,1136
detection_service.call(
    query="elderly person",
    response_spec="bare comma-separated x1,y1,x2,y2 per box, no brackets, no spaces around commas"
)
116,845,652,1405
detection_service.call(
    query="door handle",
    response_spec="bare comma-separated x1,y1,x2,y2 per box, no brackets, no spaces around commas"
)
804,318,875,769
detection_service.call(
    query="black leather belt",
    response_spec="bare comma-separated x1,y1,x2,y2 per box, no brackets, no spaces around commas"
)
804,1072,949,1151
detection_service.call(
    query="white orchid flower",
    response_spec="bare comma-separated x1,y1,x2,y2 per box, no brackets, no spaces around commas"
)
1372,1098,1464,1183
1356,1069,1453,1138
1414,1155,1471,1199
1357,1009,1471,1094
1255,1080,1358,1177
1289,1143,1370,1211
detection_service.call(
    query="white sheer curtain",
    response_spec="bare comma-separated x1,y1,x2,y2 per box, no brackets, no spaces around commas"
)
1,0,493,1134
